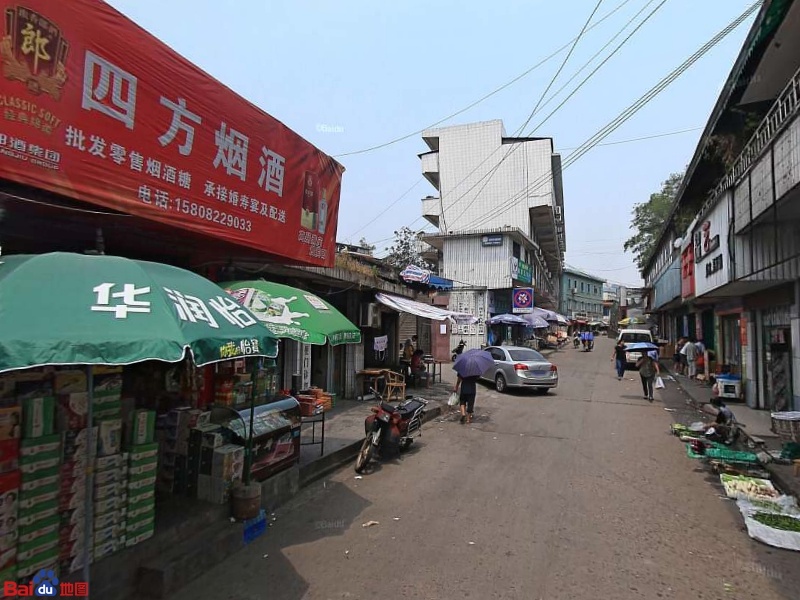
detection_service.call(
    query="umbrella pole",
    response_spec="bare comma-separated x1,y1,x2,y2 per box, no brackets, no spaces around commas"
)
244,359,259,486
82,366,95,592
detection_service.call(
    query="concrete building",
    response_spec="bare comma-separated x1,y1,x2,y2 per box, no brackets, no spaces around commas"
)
560,267,605,322
417,120,565,350
641,0,800,411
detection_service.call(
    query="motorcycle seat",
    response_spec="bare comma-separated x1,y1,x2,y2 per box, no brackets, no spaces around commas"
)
398,399,424,417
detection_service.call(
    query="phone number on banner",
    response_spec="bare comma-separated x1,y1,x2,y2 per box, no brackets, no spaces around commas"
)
171,198,253,232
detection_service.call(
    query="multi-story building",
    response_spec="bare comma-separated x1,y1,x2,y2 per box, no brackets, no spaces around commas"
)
642,0,800,411
417,120,565,349
560,267,605,322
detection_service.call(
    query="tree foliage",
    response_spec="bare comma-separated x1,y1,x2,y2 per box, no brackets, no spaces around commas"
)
357,237,376,255
624,172,684,273
385,227,432,270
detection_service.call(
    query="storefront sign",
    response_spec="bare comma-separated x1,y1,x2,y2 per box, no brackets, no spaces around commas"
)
694,221,720,263
512,287,533,314
681,243,695,299
705,254,723,277
510,257,519,280
517,260,532,284
740,315,748,346
0,0,344,267
481,234,503,246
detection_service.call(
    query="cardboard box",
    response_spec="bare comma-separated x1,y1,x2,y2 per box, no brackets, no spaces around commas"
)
19,487,57,511
20,434,59,458
20,471,58,494
94,466,126,486
211,445,244,481
62,427,97,462
94,509,124,530
197,474,232,504
21,396,55,438
94,481,125,500
127,499,154,520
127,475,156,493
0,468,20,512
20,455,59,477
125,526,154,548
18,513,59,544
93,373,123,402
131,410,156,446
57,392,88,431
16,546,58,578
0,439,19,475
17,498,58,527
0,407,22,441
93,539,120,561
0,538,15,570
97,419,122,457
126,513,154,536
93,402,122,422
127,488,154,506
202,431,224,449
17,530,58,562
129,442,159,463
54,370,87,395
128,462,157,478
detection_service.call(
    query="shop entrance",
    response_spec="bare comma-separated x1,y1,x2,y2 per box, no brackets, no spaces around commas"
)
763,307,793,412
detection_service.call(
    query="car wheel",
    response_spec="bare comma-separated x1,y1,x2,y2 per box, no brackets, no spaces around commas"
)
495,373,507,393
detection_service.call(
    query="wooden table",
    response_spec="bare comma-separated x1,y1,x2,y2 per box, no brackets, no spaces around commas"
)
423,359,447,386
356,368,389,400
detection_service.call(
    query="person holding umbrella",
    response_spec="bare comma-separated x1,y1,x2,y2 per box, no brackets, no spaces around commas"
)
452,348,494,425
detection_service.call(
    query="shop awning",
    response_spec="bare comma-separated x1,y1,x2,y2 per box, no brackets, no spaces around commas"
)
428,275,453,290
375,293,478,324
222,280,362,346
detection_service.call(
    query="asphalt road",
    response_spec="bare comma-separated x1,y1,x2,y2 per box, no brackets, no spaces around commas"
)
169,338,800,600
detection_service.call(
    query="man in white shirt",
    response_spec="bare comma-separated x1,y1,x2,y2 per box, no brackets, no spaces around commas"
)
682,338,698,379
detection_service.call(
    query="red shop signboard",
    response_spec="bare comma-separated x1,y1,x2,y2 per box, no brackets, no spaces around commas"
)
0,0,344,267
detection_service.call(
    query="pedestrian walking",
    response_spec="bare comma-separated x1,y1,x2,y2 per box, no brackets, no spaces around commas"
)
611,340,627,380
636,351,660,401
453,374,479,424
683,338,698,379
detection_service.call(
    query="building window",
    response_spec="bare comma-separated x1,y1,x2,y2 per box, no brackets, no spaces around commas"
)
580,282,584,293
513,242,521,259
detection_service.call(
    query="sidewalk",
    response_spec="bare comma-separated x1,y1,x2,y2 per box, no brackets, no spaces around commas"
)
657,363,800,501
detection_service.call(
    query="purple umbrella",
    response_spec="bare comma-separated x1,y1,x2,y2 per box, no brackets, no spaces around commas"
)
453,348,495,378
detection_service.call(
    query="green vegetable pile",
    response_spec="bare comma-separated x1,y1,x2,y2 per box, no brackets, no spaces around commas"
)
753,513,800,532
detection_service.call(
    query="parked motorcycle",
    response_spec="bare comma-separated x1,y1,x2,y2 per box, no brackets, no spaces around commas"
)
451,339,466,361
354,388,427,474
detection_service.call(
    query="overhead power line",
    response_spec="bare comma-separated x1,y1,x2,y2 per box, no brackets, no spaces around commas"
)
342,178,424,242
447,0,668,230
464,0,761,234
331,0,636,158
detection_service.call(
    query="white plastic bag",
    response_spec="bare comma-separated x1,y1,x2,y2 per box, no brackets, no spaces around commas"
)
448,392,459,407
654,376,665,389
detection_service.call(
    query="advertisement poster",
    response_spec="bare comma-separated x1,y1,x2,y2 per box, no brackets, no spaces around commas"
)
0,0,344,266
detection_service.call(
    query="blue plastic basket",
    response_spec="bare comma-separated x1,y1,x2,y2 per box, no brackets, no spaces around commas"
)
243,509,267,544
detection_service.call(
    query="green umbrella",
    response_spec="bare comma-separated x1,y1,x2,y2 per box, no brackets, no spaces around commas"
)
0,253,278,373
222,280,362,346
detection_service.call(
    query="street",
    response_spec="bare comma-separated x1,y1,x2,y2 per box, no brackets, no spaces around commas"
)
169,337,800,600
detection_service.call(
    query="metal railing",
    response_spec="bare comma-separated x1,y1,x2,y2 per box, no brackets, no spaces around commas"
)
712,66,800,199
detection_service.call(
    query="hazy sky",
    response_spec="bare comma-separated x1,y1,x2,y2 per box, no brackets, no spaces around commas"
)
107,0,756,286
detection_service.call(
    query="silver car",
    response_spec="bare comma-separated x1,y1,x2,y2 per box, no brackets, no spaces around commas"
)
481,346,559,393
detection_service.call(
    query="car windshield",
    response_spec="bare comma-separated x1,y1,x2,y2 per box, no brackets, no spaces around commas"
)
621,333,652,343
507,349,545,362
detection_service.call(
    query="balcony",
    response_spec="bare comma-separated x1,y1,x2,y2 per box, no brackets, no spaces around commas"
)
420,151,440,189
421,195,440,228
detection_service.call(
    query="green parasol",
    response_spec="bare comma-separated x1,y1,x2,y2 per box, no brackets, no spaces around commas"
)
222,279,362,346
0,253,279,373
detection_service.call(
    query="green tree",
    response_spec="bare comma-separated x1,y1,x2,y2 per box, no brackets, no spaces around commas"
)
385,227,432,270
624,172,684,272
357,237,376,255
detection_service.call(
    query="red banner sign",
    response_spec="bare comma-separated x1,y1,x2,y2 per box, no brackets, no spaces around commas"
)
0,0,344,266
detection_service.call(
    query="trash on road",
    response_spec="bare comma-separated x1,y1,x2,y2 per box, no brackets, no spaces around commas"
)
362,520,380,528
393,517,401,521
263,554,268,558
664,408,677,412
468,541,476,545
229,517,236,523
354,475,363,480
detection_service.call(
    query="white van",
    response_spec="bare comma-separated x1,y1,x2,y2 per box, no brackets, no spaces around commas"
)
617,328,655,368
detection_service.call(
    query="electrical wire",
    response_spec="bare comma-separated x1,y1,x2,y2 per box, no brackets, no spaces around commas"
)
516,0,605,136
464,0,761,234
331,0,636,158
446,0,669,230
556,125,701,150
341,178,424,242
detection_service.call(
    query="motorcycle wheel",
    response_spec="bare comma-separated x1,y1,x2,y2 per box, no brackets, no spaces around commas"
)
354,436,373,473
400,438,413,452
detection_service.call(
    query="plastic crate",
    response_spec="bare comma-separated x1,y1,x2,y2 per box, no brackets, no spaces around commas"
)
705,447,760,464
243,509,267,544
771,412,800,442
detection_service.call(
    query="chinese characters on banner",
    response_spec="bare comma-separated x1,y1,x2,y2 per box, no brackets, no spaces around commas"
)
0,1,344,267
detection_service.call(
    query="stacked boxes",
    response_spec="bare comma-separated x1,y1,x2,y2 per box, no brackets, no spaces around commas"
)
186,423,219,500
55,369,91,575
16,375,60,580
197,444,244,505
0,471,20,573
126,443,157,547
93,453,126,562
157,408,206,496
